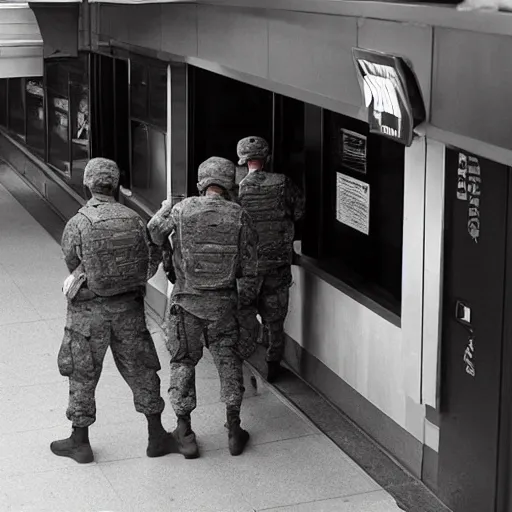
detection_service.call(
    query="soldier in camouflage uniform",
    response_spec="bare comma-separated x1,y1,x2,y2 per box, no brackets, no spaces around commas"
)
51,158,177,464
148,157,258,459
236,136,305,383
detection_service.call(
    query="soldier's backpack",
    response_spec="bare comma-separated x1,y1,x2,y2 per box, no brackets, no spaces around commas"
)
78,202,149,297
178,197,242,291
239,172,294,271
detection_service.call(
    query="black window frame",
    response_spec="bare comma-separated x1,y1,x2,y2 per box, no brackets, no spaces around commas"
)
300,106,405,323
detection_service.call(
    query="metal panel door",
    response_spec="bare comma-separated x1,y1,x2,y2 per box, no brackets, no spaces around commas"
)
438,148,509,512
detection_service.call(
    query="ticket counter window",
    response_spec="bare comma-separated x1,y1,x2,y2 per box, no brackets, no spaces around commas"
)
300,108,405,316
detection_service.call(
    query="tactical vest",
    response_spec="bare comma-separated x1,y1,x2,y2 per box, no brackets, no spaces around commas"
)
78,202,149,297
239,172,294,271
177,197,242,291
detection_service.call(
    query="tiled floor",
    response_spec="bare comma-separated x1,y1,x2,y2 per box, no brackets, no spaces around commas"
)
0,181,404,512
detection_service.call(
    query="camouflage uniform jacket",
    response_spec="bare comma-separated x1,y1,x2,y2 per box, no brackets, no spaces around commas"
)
238,170,305,273
148,195,258,321
61,195,162,286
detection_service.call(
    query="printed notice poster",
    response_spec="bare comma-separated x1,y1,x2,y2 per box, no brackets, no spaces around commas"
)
336,173,370,235
341,129,367,175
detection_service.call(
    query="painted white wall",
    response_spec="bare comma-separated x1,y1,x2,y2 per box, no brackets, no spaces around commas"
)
285,265,407,430
285,136,445,440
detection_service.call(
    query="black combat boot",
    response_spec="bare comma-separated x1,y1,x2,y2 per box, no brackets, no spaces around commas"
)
267,361,282,384
146,413,179,458
50,426,94,464
172,415,199,459
227,407,249,456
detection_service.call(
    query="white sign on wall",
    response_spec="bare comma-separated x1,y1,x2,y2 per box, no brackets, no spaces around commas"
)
336,173,370,235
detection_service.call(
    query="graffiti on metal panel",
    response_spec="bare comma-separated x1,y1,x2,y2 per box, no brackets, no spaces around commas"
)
463,333,476,377
457,153,468,200
467,157,481,243
456,152,481,243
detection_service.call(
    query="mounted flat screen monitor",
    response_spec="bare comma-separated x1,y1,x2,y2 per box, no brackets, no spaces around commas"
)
352,48,425,147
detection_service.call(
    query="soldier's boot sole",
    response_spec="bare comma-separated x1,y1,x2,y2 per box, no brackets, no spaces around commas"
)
50,438,94,464
146,432,179,458
172,428,200,459
228,426,250,456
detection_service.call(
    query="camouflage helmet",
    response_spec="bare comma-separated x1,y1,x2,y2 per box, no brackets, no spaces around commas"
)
197,156,236,194
237,136,270,166
83,157,120,194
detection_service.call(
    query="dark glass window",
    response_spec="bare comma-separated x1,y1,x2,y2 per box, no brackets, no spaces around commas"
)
131,120,166,209
188,66,273,195
47,88,70,174
130,62,148,121
129,59,167,208
45,55,90,198
148,66,167,130
69,81,90,192
0,55,89,199
25,78,45,156
320,111,405,310
0,79,7,128
8,78,26,139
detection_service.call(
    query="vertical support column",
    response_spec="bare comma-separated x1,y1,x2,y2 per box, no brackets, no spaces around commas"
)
166,63,172,200
422,139,445,407
401,135,427,403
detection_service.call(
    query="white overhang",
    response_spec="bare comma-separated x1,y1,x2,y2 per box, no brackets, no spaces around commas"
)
0,2,43,78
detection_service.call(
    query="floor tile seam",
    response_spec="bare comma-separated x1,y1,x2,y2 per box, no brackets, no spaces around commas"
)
0,378,66,389
198,431,320,455
96,458,258,512
96,462,126,507
0,272,45,322
0,461,101,480
0,417,149,436
0,318,56,330
255,489,398,512
0,423,70,436
13,276,64,318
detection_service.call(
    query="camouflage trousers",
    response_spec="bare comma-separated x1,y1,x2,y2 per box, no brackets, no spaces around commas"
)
239,265,292,363
166,305,244,417
58,294,165,428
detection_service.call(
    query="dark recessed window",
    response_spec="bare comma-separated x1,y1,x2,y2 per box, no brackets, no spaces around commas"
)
0,79,7,128
46,55,90,197
8,78,26,139
25,78,45,157
319,111,405,311
129,59,168,209
131,120,167,209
